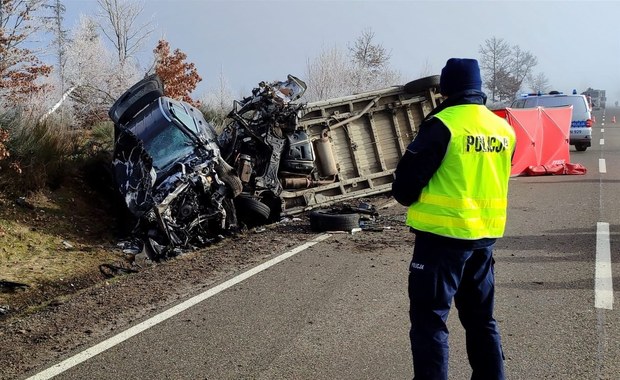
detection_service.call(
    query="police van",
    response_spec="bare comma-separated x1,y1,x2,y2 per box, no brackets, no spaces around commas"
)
510,91,592,151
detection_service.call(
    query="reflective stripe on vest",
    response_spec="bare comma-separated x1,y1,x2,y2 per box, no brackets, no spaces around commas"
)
406,104,515,239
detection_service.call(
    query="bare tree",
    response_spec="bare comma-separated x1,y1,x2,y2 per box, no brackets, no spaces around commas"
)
43,0,69,94
478,37,512,102
528,72,551,94
479,37,541,102
347,27,401,92
495,67,520,101
96,0,154,64
200,67,234,130
64,15,139,126
510,45,537,91
305,29,402,102
349,28,390,73
304,45,353,102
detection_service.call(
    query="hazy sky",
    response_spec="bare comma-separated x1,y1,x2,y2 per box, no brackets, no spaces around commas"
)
63,0,620,103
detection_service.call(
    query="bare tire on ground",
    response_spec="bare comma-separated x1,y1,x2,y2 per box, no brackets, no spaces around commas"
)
309,210,360,232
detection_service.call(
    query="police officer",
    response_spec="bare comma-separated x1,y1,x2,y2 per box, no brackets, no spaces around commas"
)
392,58,515,380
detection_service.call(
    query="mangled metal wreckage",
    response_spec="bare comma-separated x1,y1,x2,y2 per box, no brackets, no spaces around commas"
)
109,74,442,260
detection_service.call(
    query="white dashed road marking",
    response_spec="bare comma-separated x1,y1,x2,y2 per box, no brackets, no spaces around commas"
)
599,159,607,173
595,222,614,310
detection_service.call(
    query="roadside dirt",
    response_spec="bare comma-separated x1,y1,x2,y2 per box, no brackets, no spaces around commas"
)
0,193,407,380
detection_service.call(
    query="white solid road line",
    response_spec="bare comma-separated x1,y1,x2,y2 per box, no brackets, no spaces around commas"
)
595,222,614,310
599,159,607,173
26,233,333,380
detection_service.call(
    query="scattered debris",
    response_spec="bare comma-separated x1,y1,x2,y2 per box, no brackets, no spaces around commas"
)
360,226,395,232
117,239,144,255
99,264,139,279
0,280,29,293
15,197,35,210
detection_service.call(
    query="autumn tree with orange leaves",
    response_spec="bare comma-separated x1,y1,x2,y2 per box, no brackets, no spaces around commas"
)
0,0,52,104
153,39,202,106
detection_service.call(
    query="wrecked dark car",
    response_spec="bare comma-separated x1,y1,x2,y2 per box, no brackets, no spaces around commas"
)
109,75,242,260
109,73,442,259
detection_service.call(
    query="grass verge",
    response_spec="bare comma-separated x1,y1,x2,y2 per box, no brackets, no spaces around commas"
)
0,175,122,316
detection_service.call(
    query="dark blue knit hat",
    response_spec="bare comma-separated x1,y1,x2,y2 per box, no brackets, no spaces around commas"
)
439,58,482,96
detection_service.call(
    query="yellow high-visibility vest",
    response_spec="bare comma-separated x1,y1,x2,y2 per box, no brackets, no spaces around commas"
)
406,104,515,239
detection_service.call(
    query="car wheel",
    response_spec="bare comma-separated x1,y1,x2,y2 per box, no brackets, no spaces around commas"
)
575,144,588,152
234,194,271,227
403,75,441,94
216,162,243,197
309,209,360,232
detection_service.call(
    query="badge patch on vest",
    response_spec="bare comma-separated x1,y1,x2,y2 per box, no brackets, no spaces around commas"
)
464,135,509,153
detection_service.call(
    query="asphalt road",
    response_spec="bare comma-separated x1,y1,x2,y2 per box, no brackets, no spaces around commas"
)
25,108,620,379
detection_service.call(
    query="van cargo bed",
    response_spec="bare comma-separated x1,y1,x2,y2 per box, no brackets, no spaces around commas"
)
280,79,442,214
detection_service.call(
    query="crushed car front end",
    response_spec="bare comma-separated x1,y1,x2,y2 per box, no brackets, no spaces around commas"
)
110,77,241,260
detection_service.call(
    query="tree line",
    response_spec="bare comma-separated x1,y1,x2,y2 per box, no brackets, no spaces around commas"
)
1,0,552,123
0,0,555,195
0,0,200,126
478,36,550,103
0,0,552,180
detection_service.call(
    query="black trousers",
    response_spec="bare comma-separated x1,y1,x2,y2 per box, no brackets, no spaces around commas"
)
408,233,505,380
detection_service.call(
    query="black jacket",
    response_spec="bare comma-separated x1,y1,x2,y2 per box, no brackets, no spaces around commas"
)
392,89,497,248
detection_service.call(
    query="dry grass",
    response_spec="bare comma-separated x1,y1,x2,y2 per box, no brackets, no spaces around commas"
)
0,176,121,313
0,107,126,316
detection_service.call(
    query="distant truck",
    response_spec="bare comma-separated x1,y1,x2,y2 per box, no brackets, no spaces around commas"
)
582,88,606,110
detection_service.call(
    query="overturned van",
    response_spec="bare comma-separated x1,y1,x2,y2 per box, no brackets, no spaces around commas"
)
279,76,442,214
218,75,443,218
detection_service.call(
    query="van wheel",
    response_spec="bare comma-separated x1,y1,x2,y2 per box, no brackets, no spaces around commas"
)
403,75,441,94
234,194,271,227
575,144,588,152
